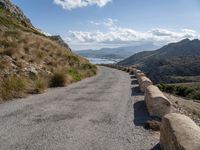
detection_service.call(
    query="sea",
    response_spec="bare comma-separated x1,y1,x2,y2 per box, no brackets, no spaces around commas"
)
86,58,122,64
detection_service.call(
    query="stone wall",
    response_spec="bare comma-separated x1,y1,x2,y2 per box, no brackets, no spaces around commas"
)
105,65,200,150
160,113,200,150
138,76,153,92
145,85,172,117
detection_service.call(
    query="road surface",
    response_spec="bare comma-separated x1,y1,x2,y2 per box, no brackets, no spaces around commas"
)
0,66,159,150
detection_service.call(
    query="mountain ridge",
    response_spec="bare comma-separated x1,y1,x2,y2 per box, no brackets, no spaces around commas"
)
76,44,159,60
118,39,200,83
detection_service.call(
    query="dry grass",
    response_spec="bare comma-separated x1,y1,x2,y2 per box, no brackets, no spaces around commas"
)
0,76,26,101
165,93,200,119
33,78,47,94
0,8,97,101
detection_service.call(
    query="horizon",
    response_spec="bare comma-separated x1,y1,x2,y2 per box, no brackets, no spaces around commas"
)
12,0,200,50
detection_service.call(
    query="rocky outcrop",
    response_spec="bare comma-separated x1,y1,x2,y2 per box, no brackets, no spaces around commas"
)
145,85,172,117
0,0,33,28
160,113,200,150
49,35,71,51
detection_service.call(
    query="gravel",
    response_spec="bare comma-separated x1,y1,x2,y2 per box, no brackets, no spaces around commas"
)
0,66,159,150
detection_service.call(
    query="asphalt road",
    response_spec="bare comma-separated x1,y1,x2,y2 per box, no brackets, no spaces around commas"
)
0,66,159,150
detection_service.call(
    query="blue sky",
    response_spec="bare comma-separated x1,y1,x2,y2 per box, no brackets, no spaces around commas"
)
12,0,200,50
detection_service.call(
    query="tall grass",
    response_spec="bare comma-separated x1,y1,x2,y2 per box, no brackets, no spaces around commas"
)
0,76,26,101
50,71,67,87
34,78,47,94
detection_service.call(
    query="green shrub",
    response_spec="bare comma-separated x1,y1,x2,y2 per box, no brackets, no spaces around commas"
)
66,55,80,66
191,91,200,100
68,69,81,81
157,83,200,100
0,76,26,101
50,71,66,87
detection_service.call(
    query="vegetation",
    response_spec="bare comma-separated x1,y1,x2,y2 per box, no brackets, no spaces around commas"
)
157,83,200,100
34,78,47,94
0,76,26,101
118,39,200,84
50,71,67,87
68,69,81,82
165,93,200,119
0,6,97,101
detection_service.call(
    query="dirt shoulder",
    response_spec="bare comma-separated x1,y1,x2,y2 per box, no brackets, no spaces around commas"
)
164,93,200,126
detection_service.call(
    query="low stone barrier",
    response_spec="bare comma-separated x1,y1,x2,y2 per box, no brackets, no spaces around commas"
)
136,72,146,81
160,113,200,150
138,76,153,92
133,69,142,76
145,85,172,117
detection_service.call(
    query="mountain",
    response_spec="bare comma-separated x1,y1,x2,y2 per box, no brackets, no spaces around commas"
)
118,39,200,83
75,44,159,60
0,0,96,101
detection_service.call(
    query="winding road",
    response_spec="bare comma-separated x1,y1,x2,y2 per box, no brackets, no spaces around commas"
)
0,66,159,150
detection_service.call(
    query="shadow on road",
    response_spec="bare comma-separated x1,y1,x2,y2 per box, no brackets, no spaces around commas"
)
131,79,138,85
133,101,151,126
130,75,136,79
130,75,161,150
150,143,161,150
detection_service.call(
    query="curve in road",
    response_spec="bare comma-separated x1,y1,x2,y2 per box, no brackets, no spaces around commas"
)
0,66,159,150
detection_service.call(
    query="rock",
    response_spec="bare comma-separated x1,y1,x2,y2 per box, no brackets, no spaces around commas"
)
0,0,33,28
145,85,172,117
160,113,200,150
145,120,161,131
49,35,71,51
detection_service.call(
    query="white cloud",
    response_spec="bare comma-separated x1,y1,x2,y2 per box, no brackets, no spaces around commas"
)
90,18,118,27
53,0,112,10
67,18,199,49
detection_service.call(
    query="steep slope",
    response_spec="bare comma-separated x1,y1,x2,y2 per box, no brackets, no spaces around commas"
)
76,44,159,60
0,0,33,28
0,1,96,101
118,39,200,83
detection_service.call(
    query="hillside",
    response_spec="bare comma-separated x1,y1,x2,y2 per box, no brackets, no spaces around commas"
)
118,39,200,83
0,0,96,101
76,44,159,60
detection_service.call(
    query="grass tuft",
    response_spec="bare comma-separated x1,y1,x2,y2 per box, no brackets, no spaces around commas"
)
0,76,26,101
50,71,67,87
34,78,47,94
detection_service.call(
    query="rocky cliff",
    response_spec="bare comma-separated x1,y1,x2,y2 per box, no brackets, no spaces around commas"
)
0,0,33,28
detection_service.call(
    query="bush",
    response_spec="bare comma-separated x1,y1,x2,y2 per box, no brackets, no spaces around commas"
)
191,91,200,100
0,76,26,101
34,78,47,94
157,83,200,100
50,71,66,87
68,69,81,81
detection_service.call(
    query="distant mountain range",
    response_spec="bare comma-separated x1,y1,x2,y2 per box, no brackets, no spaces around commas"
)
118,39,200,83
75,44,159,60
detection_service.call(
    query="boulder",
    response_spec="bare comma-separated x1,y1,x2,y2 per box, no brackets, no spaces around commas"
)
145,85,171,117
138,76,153,92
160,113,200,150
144,120,161,131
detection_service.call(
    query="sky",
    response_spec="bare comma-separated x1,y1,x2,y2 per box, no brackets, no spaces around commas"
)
12,0,200,50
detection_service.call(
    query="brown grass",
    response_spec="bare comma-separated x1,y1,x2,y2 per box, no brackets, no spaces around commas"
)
0,8,97,101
